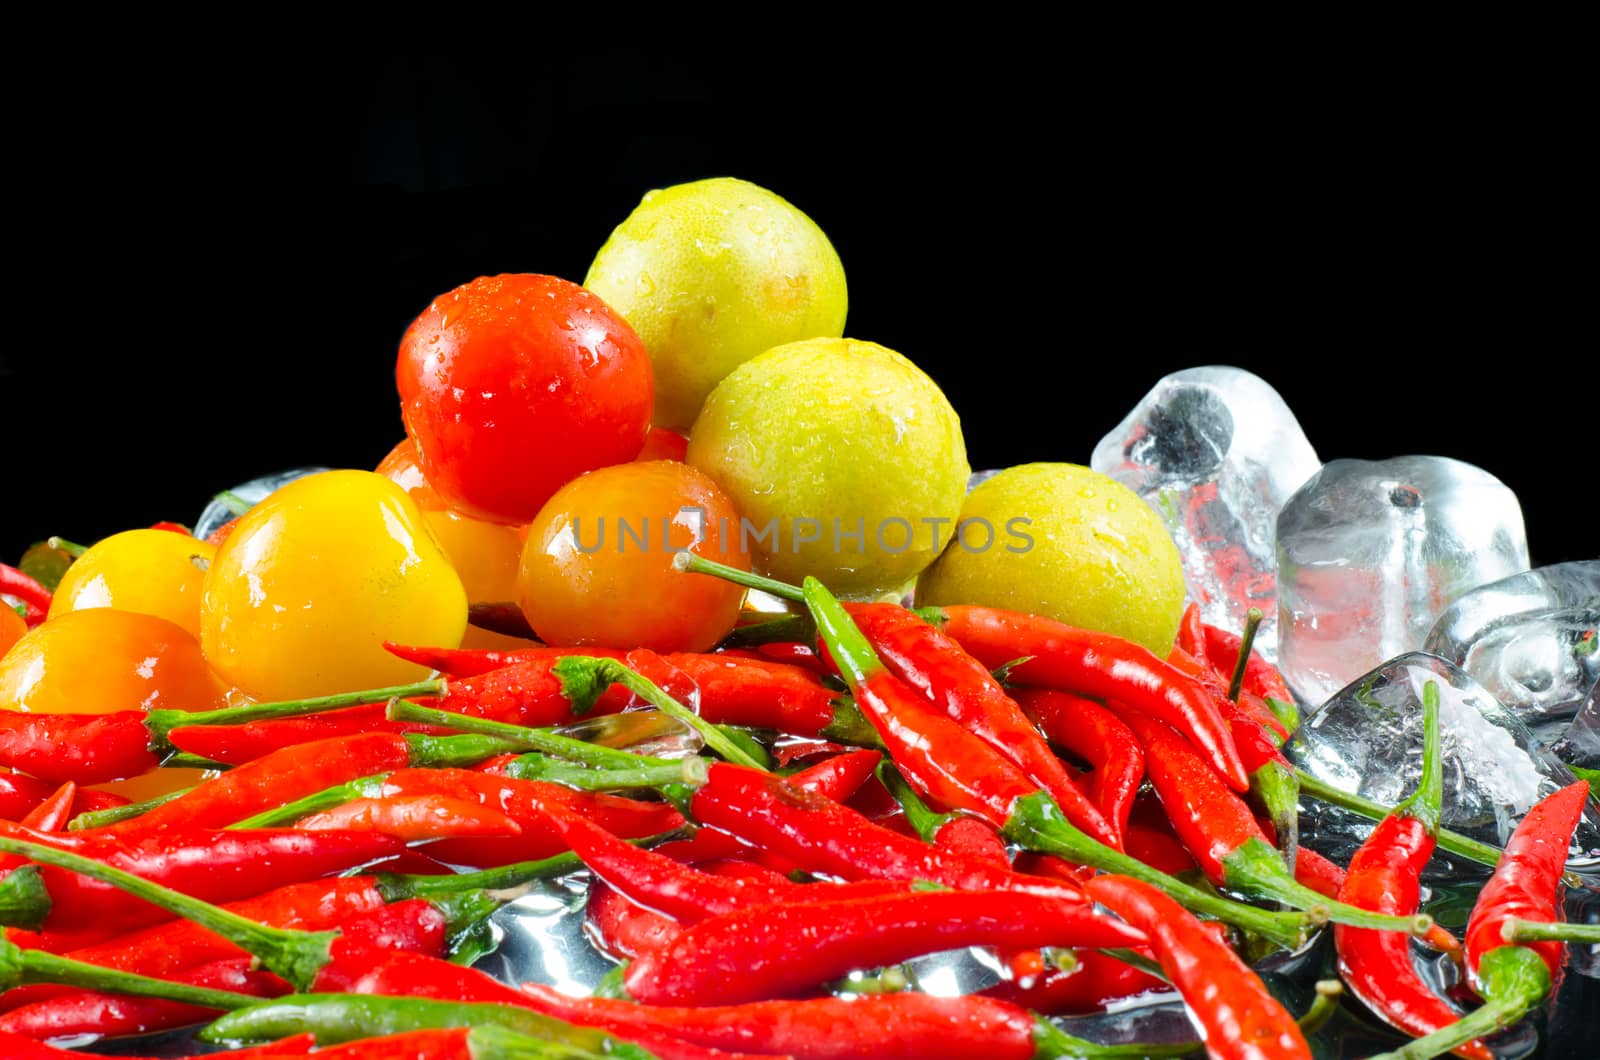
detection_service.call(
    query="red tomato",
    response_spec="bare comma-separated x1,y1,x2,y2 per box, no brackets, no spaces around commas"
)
396,274,654,524
637,427,689,463
517,461,750,652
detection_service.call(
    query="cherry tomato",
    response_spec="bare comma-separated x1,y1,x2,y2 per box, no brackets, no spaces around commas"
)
396,274,654,525
200,469,467,701
517,461,750,652
637,427,689,463
50,529,216,638
377,439,523,605
0,609,227,715
0,605,26,659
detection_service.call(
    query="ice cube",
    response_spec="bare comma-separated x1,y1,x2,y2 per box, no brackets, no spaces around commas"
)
193,468,331,540
1287,652,1600,866
1090,367,1319,660
1424,561,1600,744
1553,681,1600,770
1275,456,1530,706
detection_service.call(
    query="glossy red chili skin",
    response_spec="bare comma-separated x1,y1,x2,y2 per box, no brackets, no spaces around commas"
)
0,822,403,936
389,767,682,868
849,603,1116,846
586,878,683,958
122,732,416,832
1335,815,1491,1060
689,764,1082,901
308,1028,471,1060
0,565,51,613
1,776,126,822
1015,688,1144,840
0,956,286,1041
850,669,1038,829
296,794,522,842
1176,602,1209,662
0,712,159,786
982,949,1166,1014
16,783,75,832
1167,648,1289,743
1465,780,1589,989
1086,875,1310,1060
520,985,1046,1060
166,705,450,766
1113,711,1265,885
396,273,654,525
936,605,1248,791
625,889,1145,1005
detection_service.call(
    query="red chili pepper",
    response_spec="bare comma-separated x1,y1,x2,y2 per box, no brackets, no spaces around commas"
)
166,703,453,766
1176,602,1209,662
930,603,1249,791
545,802,907,926
1333,684,1490,1059
0,822,404,938
0,954,286,1041
1015,688,1145,840
1464,780,1590,989
2,777,118,822
847,603,1118,847
0,712,162,786
16,785,74,834
1202,623,1293,703
934,815,1009,864
520,985,1075,1060
301,1028,473,1060
1372,782,1592,1060
982,949,1167,1015
0,565,51,616
1086,874,1311,1060
120,731,511,832
296,795,523,842
751,641,828,675
625,888,1145,1005
688,762,1083,903
1114,708,1431,935
1168,647,1290,743
586,878,684,958
148,520,192,535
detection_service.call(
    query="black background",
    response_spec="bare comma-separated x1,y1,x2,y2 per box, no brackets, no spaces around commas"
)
1,39,1590,566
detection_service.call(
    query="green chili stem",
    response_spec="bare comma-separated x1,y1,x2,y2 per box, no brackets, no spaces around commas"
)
0,836,336,992
672,552,803,602
1,937,256,1010
68,786,195,831
1293,770,1504,868
1503,917,1600,944
1227,608,1263,703
1223,838,1432,936
389,700,677,771
145,680,444,749
228,774,392,829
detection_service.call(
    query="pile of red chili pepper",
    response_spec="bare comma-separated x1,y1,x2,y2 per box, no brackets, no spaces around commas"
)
1,556,1596,1059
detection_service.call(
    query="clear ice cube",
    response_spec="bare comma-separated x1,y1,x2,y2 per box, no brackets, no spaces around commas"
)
1275,456,1530,706
193,467,330,540
1091,367,1319,661
1553,681,1600,770
1286,652,1600,866
1424,561,1600,743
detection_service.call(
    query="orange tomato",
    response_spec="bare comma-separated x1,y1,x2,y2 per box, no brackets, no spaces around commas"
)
517,461,750,652
0,606,26,659
0,609,227,716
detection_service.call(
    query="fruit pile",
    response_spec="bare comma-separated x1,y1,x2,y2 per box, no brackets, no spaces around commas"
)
1,179,1593,1060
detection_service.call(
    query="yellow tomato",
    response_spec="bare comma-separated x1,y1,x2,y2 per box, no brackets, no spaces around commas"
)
0,609,227,715
200,469,467,701
0,607,25,659
92,766,217,803
50,529,216,638
377,439,523,604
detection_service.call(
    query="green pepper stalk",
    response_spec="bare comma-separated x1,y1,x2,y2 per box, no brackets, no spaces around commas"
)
0,935,255,1009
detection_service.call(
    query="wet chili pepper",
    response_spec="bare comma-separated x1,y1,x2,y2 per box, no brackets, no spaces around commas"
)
623,888,1145,1005
1015,688,1144,840
519,984,1185,1060
803,578,1312,949
0,954,285,1041
16,785,74,834
847,602,1117,847
1334,683,1489,1059
296,794,523,842
0,565,51,617
924,603,1247,790
1369,780,1594,1060
1203,622,1293,703
0,713,165,786
982,949,1167,1015
585,878,683,959
1086,874,1311,1060
1,776,127,824
1112,708,1431,935
166,704,453,766
0,823,404,938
